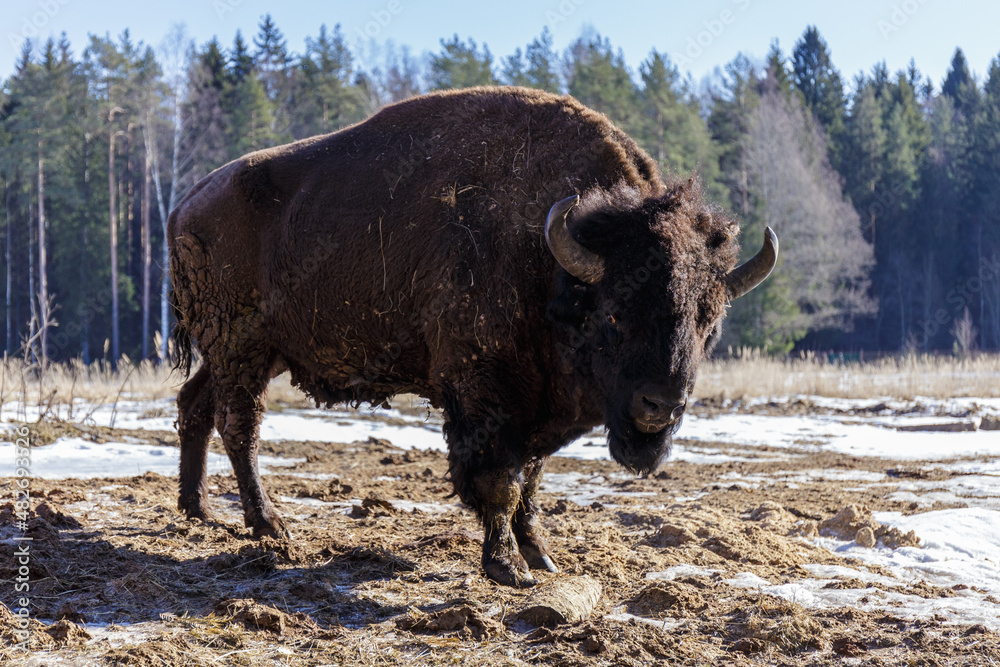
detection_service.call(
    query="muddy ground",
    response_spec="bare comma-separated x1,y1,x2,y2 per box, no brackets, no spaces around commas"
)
2,402,999,666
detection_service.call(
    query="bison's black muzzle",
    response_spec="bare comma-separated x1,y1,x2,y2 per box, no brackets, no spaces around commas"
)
631,385,687,434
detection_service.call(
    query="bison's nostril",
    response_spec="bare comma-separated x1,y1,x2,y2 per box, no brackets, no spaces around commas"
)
640,396,683,421
632,387,688,429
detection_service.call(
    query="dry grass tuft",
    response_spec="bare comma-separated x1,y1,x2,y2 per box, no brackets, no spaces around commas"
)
0,357,311,420
697,350,1000,401
1,349,997,422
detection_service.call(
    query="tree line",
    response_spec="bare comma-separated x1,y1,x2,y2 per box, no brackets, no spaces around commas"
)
1,16,998,363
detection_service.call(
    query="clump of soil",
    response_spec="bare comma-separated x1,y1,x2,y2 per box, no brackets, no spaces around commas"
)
648,522,699,547
43,619,92,646
627,581,707,618
0,604,90,650
702,522,808,567
819,504,920,548
216,598,319,635
397,604,501,640
287,478,354,500
103,640,198,666
747,501,801,533
34,502,84,528
727,598,826,654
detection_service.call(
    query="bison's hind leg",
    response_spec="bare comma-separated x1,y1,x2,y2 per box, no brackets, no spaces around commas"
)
178,363,217,520
213,361,289,540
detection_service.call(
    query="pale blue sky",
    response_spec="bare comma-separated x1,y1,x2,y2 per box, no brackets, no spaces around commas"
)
2,0,999,93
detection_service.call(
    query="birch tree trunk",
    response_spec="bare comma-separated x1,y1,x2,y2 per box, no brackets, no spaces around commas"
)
28,193,37,364
151,84,184,362
80,136,91,363
5,179,11,355
109,119,120,367
141,133,152,360
37,136,49,367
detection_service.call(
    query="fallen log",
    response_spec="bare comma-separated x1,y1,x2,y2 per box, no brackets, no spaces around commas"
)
516,575,602,626
894,421,977,432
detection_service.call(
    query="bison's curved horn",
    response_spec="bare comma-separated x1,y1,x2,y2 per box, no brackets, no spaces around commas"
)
545,195,605,284
725,227,779,300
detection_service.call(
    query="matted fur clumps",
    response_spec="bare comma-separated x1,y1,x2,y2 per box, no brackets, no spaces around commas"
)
573,177,740,283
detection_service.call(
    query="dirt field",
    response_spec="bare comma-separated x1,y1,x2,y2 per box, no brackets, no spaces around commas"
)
2,399,1000,666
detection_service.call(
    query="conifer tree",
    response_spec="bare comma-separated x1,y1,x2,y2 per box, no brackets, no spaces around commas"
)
502,29,560,91
765,42,795,99
292,24,363,138
226,32,276,154
839,82,887,245
791,27,845,140
972,56,1000,347
429,36,496,90
183,39,228,184
708,54,759,216
942,49,979,120
253,14,289,100
565,34,639,134
637,51,721,198
253,15,292,139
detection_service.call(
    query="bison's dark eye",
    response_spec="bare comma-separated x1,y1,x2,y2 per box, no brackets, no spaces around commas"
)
606,314,616,326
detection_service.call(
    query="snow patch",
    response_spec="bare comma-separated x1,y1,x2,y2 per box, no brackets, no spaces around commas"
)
2,436,301,479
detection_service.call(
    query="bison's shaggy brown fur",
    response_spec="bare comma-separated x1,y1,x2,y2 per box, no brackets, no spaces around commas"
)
168,86,759,587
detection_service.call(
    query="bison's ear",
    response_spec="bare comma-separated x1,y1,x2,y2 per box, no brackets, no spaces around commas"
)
725,227,779,300
545,195,605,284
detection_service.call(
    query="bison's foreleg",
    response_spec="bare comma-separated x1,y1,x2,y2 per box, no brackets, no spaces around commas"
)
178,364,217,519
472,467,536,588
512,458,558,573
214,371,289,540
443,393,538,587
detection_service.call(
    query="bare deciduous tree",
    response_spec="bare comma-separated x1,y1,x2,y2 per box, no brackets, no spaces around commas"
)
151,24,193,361
745,89,875,336
952,307,977,358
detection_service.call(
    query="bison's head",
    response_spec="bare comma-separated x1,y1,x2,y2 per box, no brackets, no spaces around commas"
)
545,181,777,475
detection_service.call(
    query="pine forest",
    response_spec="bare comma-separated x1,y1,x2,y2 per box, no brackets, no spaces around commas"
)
3,18,999,364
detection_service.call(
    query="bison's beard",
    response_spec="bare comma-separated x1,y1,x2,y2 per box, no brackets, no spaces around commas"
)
606,409,679,476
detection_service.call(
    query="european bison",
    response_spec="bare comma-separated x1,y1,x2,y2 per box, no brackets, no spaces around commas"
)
168,86,777,587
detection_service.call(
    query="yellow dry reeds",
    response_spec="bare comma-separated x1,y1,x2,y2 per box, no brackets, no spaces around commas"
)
1,349,997,421
0,356,311,420
696,349,1000,401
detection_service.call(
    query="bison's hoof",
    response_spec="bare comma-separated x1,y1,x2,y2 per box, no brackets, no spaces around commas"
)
534,553,559,573
249,514,291,540
486,563,537,588
484,554,537,588
517,536,560,573
179,496,216,522
187,510,221,524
